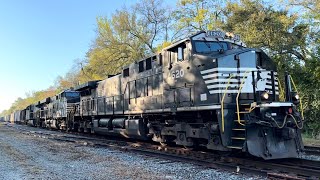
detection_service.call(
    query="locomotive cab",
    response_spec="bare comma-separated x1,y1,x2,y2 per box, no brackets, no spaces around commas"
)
57,90,80,103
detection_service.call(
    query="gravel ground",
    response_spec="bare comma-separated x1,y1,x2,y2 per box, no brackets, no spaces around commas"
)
0,123,264,180
299,154,320,161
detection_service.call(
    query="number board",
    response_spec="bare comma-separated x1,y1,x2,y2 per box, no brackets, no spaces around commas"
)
206,31,225,38
206,30,241,42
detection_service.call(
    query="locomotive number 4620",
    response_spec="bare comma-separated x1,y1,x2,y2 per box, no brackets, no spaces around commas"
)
170,69,185,79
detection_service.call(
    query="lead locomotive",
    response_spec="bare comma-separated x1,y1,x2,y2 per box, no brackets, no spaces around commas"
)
10,31,305,159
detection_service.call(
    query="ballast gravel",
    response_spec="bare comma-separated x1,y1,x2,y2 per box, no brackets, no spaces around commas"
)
299,154,320,161
0,123,265,180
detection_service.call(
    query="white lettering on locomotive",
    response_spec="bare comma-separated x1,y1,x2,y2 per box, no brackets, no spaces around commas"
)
170,69,184,79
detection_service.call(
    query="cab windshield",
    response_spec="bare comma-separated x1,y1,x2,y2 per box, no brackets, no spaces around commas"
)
194,41,228,53
65,92,80,99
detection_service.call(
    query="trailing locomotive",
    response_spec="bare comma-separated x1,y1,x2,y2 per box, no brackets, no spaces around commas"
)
30,90,80,129
3,30,304,160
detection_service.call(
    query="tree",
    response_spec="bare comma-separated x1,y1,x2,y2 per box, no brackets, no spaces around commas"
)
86,0,172,78
54,64,82,91
173,0,226,38
222,0,308,61
86,12,147,78
1,88,57,116
285,0,320,54
133,0,172,51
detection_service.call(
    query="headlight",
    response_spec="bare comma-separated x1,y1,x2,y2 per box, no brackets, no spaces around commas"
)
261,91,269,100
291,92,300,104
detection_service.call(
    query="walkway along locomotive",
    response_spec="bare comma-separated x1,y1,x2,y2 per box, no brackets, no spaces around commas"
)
6,30,305,160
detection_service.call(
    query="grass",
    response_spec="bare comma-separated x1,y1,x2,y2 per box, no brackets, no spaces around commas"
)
302,134,320,146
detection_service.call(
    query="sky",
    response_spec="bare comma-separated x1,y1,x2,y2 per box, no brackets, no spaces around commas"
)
0,0,140,112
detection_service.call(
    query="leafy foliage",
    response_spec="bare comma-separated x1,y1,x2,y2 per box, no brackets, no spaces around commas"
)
223,0,308,60
174,0,226,33
85,0,171,78
0,88,57,117
292,51,320,136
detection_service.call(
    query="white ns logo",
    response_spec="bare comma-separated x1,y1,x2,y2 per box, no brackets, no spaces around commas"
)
171,69,184,79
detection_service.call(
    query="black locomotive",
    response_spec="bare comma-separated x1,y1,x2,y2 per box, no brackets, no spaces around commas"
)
4,31,304,159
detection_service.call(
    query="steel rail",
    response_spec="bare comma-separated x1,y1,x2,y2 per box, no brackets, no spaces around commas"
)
6,123,320,179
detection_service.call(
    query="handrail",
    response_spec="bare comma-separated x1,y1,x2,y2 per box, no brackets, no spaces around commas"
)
236,70,250,126
221,74,235,133
289,76,304,120
277,77,285,101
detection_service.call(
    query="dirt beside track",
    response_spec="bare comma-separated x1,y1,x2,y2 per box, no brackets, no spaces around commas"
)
0,123,262,180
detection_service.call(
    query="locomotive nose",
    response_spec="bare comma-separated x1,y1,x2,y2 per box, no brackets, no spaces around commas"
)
247,125,302,159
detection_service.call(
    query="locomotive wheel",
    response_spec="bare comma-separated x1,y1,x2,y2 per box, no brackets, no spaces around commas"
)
73,124,79,132
160,141,176,147
159,135,175,147
78,127,84,133
83,127,91,133
183,141,199,151
66,120,72,132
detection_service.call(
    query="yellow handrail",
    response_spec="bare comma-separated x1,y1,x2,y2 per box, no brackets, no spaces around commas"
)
236,70,250,126
221,74,235,133
277,77,285,101
289,76,304,120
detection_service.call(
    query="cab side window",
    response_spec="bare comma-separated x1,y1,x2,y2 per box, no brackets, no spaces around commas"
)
158,53,163,66
123,68,129,77
138,61,144,73
178,44,187,61
170,50,177,64
177,47,183,61
163,42,189,68
146,58,152,70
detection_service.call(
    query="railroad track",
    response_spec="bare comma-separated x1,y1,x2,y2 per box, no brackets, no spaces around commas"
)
6,123,320,180
304,145,320,156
